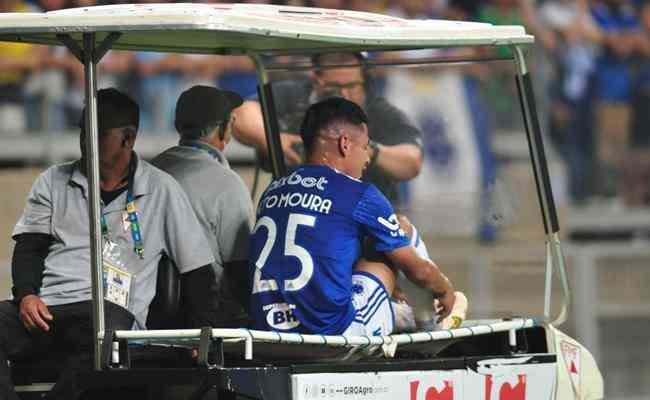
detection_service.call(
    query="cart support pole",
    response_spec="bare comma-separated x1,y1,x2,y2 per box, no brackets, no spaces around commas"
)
59,32,119,369
251,53,287,178
513,46,571,325
81,33,106,371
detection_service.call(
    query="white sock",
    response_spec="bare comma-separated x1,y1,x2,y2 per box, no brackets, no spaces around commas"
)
391,301,417,332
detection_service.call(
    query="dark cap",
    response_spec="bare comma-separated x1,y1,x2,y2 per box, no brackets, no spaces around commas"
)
79,88,139,133
175,85,243,133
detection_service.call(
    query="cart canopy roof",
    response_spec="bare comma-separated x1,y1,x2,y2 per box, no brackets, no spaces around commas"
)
0,3,533,55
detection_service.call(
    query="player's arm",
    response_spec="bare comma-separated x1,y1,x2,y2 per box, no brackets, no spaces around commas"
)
355,185,454,320
385,246,455,318
386,246,453,297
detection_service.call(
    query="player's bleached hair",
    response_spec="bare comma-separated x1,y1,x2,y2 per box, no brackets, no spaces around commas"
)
300,97,368,156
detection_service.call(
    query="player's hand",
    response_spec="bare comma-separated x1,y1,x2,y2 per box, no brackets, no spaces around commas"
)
280,133,303,165
435,291,456,324
19,295,53,332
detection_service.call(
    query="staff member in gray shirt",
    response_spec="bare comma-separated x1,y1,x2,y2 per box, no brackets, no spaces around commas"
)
153,85,253,326
0,88,217,400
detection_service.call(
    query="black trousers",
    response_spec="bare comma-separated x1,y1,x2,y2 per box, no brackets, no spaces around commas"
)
0,300,134,400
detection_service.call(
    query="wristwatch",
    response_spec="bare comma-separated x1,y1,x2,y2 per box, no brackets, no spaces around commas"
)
368,139,380,166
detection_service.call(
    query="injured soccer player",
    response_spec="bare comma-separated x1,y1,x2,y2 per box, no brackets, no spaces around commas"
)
249,97,463,336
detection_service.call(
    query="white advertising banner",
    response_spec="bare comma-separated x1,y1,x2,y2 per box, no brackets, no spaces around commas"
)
292,369,463,400
291,357,556,400
464,357,557,400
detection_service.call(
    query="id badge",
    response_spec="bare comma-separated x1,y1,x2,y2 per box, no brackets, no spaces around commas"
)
102,239,133,309
103,260,133,308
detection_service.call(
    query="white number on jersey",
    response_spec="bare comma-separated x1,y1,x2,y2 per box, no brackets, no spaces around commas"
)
252,213,316,294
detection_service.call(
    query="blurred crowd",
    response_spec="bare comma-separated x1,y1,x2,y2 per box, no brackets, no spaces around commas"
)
2,0,650,208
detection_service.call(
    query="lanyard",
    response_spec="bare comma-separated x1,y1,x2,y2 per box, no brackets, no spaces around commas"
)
181,140,221,159
100,158,144,259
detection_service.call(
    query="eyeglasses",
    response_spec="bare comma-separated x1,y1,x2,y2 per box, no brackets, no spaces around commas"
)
319,81,364,91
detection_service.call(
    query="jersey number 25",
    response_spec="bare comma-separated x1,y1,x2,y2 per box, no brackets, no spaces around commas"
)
252,213,316,294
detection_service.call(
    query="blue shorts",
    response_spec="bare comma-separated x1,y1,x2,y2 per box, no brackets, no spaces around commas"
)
342,271,394,337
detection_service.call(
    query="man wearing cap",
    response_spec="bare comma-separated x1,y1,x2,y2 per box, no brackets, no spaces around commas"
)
0,88,218,400
152,85,254,326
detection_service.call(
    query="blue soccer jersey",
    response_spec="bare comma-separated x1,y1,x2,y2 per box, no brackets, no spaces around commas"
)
249,165,409,335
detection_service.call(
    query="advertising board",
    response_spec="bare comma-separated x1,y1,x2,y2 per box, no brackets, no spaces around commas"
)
291,356,556,400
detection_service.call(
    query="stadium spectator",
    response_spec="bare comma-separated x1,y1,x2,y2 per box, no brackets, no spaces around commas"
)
348,0,387,13
178,54,218,90
446,0,502,242
590,0,640,199
311,0,346,9
525,0,601,204
24,0,73,132
214,56,259,99
394,0,436,18
134,52,182,133
477,0,526,130
0,0,40,136
621,0,650,206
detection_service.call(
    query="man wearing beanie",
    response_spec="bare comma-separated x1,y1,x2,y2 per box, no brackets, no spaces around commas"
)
0,88,217,400
153,85,253,327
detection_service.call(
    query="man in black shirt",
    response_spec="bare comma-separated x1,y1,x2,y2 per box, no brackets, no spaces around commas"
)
233,52,423,206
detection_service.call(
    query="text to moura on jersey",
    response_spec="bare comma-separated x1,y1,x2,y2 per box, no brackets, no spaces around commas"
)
258,192,333,215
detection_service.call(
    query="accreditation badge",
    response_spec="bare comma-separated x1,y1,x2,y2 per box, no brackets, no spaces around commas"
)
103,260,133,308
102,239,133,309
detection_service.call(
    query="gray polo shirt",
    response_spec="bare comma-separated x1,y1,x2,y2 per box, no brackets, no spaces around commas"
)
152,142,253,320
13,155,215,329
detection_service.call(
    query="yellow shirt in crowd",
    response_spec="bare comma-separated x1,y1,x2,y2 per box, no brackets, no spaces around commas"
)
0,2,34,84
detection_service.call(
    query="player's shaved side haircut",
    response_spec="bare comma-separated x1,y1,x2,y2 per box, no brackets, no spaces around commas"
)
300,97,368,156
